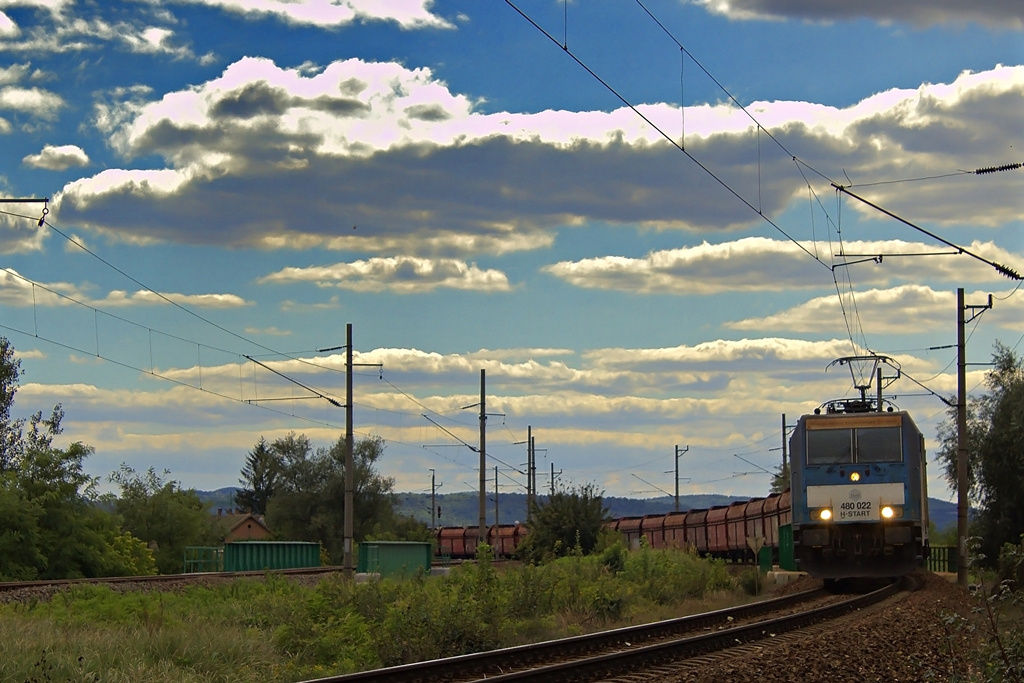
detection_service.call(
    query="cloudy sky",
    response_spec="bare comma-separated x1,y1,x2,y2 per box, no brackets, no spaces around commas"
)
1,0,1021,511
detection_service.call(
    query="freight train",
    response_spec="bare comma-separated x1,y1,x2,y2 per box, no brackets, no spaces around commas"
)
436,358,929,580
434,490,792,564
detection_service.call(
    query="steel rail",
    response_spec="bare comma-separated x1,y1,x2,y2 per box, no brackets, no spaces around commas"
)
0,566,344,593
461,577,910,682
299,586,829,683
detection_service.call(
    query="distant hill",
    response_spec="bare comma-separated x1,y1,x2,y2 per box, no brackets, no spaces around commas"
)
196,487,241,513
927,497,957,533
394,491,745,528
199,487,960,533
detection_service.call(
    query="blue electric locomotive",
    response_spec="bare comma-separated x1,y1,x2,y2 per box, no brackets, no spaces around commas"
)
790,364,929,579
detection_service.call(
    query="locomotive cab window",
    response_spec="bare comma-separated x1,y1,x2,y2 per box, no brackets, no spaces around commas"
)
855,426,902,463
806,429,852,465
805,424,903,465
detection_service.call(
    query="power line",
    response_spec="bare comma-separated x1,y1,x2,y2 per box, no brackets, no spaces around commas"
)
505,0,831,272
20,210,346,377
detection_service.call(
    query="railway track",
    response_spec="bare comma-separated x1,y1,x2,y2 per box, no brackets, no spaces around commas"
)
0,559,486,597
298,579,917,683
0,566,344,596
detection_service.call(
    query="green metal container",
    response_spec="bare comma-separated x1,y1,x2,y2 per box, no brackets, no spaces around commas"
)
357,541,432,578
183,546,224,573
223,541,320,572
778,524,796,571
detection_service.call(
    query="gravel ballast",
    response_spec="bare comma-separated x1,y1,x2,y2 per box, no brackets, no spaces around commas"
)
667,571,982,682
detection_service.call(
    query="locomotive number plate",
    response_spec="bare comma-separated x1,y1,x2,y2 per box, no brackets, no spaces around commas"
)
837,499,875,521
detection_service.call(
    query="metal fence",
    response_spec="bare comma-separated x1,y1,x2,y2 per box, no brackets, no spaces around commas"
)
927,545,957,573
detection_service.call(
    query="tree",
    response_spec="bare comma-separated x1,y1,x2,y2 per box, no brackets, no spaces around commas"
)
936,342,1024,565
769,461,790,494
235,436,279,515
0,338,22,472
517,482,609,563
111,465,220,574
0,337,152,580
265,434,413,561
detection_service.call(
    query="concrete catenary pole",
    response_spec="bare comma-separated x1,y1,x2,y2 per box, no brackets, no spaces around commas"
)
527,426,534,514
674,445,689,512
430,468,436,531
344,323,354,577
478,369,487,546
781,413,788,474
956,288,969,587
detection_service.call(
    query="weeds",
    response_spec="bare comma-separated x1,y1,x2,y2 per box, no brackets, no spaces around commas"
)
1,548,742,682
942,536,1024,682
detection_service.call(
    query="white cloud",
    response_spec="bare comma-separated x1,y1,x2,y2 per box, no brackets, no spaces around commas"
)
117,25,197,60
244,326,293,337
0,215,49,253
727,284,1024,334
692,0,1024,28
0,63,31,84
545,238,1022,295
260,256,512,293
0,11,19,38
0,267,248,309
0,3,199,59
169,0,454,29
50,60,1022,257
22,143,89,170
99,290,249,308
0,85,63,118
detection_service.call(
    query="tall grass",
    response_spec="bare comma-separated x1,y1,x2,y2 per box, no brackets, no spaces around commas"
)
2,547,740,682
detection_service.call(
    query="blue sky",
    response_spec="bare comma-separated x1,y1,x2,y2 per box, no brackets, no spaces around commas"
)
1,0,1022,508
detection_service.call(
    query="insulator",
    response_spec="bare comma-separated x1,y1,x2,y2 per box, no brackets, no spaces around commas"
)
975,162,1023,174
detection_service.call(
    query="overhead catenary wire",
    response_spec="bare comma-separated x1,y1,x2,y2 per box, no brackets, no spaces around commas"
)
26,212,350,376
505,0,830,271
507,0,1021,421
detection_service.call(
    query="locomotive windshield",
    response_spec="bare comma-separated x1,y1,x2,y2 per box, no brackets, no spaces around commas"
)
805,421,903,465
806,429,852,465
856,426,903,462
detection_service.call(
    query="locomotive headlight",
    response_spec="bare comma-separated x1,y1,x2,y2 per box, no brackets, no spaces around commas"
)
880,506,903,519
818,508,832,521
850,472,861,482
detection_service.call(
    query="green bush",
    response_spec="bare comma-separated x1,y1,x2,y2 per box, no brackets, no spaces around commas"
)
737,568,763,596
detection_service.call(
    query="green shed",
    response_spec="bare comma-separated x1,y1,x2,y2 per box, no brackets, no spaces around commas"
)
357,541,432,578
